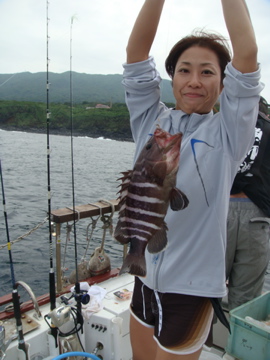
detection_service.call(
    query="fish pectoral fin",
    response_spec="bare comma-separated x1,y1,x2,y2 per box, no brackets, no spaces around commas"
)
114,221,130,244
147,222,168,254
170,187,189,211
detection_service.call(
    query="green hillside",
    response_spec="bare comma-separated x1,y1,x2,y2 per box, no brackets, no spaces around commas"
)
0,71,175,140
0,100,175,141
0,101,131,140
0,72,175,104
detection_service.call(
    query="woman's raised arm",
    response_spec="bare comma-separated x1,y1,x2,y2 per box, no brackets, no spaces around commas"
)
126,0,165,64
221,0,258,73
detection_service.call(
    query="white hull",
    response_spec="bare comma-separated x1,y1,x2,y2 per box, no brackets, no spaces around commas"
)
3,200,267,360
1,273,230,360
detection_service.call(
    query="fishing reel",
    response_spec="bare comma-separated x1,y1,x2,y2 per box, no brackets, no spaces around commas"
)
45,288,90,330
61,289,90,306
73,291,90,305
47,305,71,328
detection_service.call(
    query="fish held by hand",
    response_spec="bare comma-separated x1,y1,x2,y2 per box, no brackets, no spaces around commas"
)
114,126,189,277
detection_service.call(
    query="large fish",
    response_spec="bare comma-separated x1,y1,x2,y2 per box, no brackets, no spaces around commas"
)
114,126,189,277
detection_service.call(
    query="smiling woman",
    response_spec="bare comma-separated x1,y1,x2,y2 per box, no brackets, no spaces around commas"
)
165,31,231,114
121,0,264,360
171,46,223,114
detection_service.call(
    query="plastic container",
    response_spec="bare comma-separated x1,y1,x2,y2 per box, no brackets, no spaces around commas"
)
226,291,270,360
199,350,222,359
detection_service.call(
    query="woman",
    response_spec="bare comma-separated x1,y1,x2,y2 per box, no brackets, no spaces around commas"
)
122,1,263,359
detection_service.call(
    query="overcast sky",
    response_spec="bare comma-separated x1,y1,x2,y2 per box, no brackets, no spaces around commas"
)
0,0,269,100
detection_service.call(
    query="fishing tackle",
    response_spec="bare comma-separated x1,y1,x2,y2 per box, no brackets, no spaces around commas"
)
68,14,84,335
68,204,102,283
88,200,114,276
0,160,29,360
45,0,58,348
62,222,73,276
83,203,102,258
44,301,84,342
99,199,115,248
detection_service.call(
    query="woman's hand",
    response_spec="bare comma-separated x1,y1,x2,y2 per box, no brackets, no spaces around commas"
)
126,0,165,64
221,0,258,73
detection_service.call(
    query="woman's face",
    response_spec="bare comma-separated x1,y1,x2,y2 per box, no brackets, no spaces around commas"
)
172,46,223,114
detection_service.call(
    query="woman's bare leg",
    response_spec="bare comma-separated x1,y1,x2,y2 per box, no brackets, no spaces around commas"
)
155,346,203,360
130,314,157,360
130,313,203,360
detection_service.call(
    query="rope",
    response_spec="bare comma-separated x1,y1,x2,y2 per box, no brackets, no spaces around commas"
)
0,217,48,250
100,215,113,252
61,223,73,272
82,203,102,260
99,199,115,251
66,207,81,222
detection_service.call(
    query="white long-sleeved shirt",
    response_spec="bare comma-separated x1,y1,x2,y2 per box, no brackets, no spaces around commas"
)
122,57,263,297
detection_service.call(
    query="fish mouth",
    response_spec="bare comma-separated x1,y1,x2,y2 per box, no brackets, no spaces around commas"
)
166,133,182,151
154,128,182,154
153,128,182,174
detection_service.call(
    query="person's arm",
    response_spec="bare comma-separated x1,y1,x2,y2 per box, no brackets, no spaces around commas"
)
221,0,258,73
126,0,165,64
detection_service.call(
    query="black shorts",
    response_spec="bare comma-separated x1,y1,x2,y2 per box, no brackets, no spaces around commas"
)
130,277,213,355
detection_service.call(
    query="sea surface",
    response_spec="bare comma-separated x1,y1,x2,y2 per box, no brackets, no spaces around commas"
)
0,129,135,300
0,129,269,305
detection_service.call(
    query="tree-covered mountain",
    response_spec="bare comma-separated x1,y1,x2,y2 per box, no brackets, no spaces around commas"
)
0,72,175,104
0,101,133,141
0,71,175,140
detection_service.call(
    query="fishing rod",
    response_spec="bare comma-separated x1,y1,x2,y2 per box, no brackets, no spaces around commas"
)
69,15,85,332
46,0,58,347
0,160,29,360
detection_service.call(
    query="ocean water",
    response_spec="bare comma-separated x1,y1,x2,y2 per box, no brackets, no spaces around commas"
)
0,129,135,298
0,129,269,304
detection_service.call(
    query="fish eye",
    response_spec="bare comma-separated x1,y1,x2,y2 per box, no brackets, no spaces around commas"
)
146,143,152,150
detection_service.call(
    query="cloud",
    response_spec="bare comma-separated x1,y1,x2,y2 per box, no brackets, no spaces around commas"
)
0,0,269,100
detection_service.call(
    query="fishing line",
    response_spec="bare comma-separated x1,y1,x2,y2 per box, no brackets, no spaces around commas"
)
0,160,29,360
0,73,17,87
69,15,84,331
46,0,58,347
69,15,79,285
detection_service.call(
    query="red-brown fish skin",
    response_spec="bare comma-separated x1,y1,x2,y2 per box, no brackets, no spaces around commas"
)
114,126,189,277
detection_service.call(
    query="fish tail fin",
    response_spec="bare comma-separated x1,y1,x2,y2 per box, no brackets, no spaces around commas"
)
119,253,146,277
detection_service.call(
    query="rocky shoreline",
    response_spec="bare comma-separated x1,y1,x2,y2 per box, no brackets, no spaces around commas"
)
0,125,133,143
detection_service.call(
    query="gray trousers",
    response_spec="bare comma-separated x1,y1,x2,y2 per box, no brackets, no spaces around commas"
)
226,200,270,310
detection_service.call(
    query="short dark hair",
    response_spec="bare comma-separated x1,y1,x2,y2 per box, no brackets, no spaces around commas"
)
165,30,231,81
259,96,269,116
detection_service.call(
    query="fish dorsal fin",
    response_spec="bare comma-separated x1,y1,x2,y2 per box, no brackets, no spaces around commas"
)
117,170,132,182
117,182,129,193
117,170,132,200
170,187,189,211
147,222,168,254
